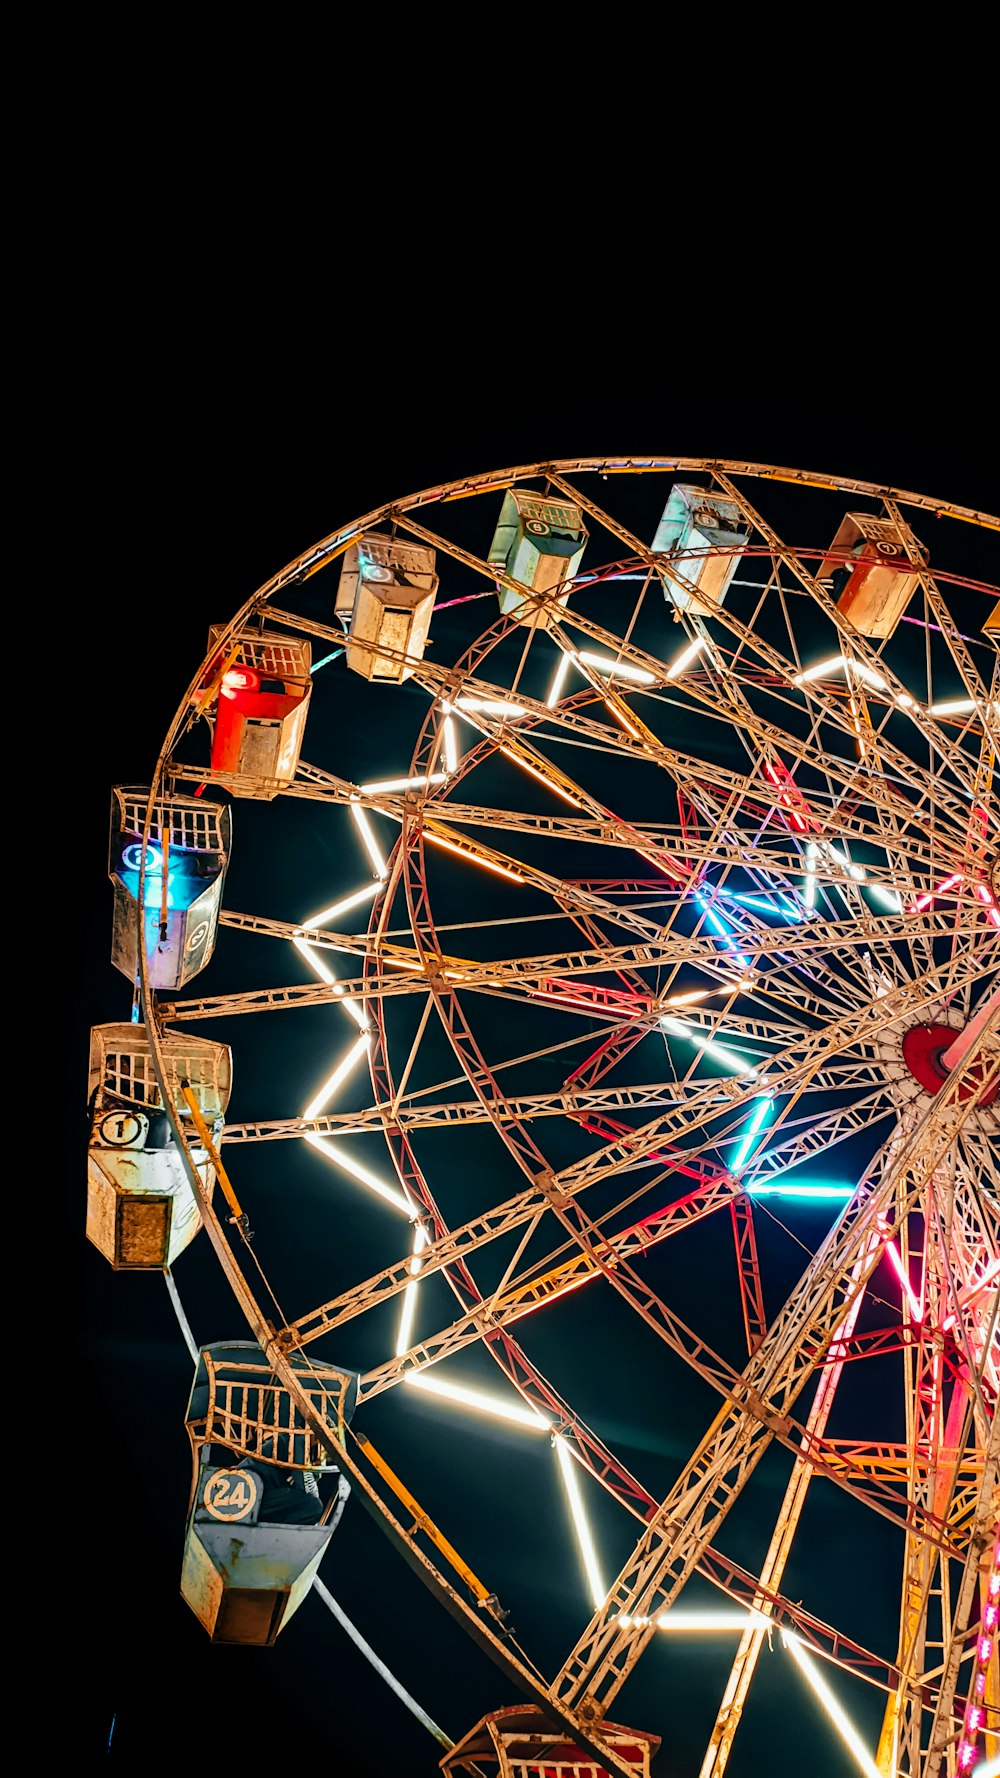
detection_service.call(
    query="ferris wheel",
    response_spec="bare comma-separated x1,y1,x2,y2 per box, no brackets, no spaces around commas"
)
87,459,1000,1778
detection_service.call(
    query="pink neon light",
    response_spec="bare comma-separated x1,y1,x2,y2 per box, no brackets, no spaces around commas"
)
959,1535,1000,1778
907,871,963,914
975,883,1000,929
880,1232,923,1320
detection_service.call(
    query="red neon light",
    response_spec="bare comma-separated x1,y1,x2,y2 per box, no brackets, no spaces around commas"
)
577,1114,720,1181
505,1175,731,1326
535,980,651,1016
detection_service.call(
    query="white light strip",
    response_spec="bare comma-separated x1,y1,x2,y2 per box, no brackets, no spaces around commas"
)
793,654,916,710
807,841,902,913
929,697,976,715
395,1224,430,1356
851,661,889,693
291,948,367,1029
302,884,382,927
782,1632,881,1778
292,939,339,987
442,714,458,772
867,882,902,911
456,697,528,716
622,1610,771,1631
660,1016,758,1076
303,1034,371,1119
360,773,448,793
793,654,846,686
294,884,382,984
403,1372,551,1429
546,650,575,707
338,995,369,1031
351,803,389,876
554,1436,606,1609
304,1133,412,1214
666,636,708,679
825,841,867,883
578,650,656,685
803,841,818,910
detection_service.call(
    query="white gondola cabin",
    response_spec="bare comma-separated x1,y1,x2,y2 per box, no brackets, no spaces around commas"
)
488,491,588,629
335,532,438,681
86,1023,232,1270
109,787,231,990
651,483,748,614
818,512,928,638
196,626,313,798
181,1342,357,1646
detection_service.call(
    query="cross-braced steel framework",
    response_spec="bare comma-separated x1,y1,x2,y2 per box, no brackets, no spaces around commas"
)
125,460,997,1778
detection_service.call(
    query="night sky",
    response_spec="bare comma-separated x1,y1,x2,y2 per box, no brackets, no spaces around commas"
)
63,304,997,1778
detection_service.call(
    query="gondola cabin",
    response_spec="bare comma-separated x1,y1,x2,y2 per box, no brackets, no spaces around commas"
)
335,532,438,681
108,787,231,990
488,491,588,629
818,512,928,638
181,1342,358,1646
86,1024,232,1270
651,483,748,614
984,599,1000,636
440,1707,660,1777
197,627,313,797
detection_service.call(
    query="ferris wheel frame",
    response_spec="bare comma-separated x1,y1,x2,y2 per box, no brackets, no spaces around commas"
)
109,457,998,1778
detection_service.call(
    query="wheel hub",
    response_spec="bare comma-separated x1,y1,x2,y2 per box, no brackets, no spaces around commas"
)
901,1022,999,1104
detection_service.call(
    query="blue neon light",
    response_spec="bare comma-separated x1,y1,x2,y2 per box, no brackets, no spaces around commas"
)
747,1182,854,1199
119,840,215,913
121,870,176,910
694,892,750,971
731,1096,773,1171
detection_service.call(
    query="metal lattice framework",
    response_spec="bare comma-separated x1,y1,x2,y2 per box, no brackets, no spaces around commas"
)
121,459,998,1778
